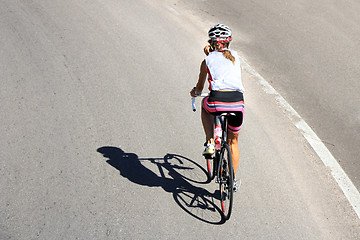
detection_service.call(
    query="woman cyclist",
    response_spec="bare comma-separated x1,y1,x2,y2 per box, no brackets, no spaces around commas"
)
190,24,245,191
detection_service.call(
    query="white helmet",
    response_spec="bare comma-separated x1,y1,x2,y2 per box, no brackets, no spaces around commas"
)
208,24,232,41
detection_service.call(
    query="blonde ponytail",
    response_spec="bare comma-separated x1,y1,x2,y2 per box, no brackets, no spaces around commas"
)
211,41,235,64
222,50,235,64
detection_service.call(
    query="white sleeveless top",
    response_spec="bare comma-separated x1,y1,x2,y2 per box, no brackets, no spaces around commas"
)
205,49,244,92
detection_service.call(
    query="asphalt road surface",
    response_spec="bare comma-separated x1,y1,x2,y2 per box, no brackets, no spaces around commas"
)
1,0,360,239
182,0,360,188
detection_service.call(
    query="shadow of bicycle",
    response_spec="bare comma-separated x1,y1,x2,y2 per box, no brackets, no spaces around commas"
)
97,146,225,224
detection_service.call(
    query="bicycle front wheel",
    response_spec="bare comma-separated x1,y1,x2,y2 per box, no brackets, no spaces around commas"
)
206,157,214,181
218,142,234,220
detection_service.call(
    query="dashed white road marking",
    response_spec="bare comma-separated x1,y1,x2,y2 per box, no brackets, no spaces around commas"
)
240,57,360,220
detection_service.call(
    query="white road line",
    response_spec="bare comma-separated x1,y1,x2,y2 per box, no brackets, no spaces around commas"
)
166,6,180,15
240,57,360,220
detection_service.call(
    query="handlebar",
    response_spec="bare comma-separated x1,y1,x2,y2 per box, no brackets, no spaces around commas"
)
192,97,196,111
191,93,209,112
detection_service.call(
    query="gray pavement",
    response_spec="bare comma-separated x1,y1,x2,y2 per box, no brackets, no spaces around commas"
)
1,1,360,239
177,0,360,189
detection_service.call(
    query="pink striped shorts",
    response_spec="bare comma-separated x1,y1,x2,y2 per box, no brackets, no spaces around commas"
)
203,91,244,133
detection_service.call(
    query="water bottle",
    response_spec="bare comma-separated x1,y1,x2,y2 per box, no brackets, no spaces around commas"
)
214,124,222,150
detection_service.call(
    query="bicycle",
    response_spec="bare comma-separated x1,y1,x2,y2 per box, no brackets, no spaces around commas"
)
192,95,235,221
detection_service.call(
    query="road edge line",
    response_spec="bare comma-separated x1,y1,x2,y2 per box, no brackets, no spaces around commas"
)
240,57,360,220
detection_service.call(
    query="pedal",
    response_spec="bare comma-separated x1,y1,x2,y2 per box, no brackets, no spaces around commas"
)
203,152,215,158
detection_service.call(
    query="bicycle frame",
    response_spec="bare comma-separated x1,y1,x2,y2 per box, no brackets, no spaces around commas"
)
214,113,232,183
192,95,235,221
192,96,234,181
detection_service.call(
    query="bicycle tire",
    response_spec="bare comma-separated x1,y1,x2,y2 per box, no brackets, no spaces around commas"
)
206,152,219,182
206,158,214,181
218,142,234,220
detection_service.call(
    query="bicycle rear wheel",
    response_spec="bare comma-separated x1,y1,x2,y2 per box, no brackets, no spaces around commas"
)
218,142,234,220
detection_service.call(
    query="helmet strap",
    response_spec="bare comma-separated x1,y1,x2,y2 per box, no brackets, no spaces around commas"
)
209,37,231,52
218,42,224,52
218,37,231,51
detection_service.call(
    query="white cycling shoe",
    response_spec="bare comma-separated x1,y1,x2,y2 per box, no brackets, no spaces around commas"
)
202,139,215,157
233,179,241,192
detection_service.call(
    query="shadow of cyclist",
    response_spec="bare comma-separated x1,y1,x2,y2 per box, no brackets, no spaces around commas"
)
97,146,224,224
97,146,165,188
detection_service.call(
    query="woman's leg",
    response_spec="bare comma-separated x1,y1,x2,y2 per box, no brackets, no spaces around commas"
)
201,99,214,142
227,131,240,175
227,111,243,176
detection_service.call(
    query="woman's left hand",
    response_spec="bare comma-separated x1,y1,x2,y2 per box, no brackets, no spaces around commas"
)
190,88,197,97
